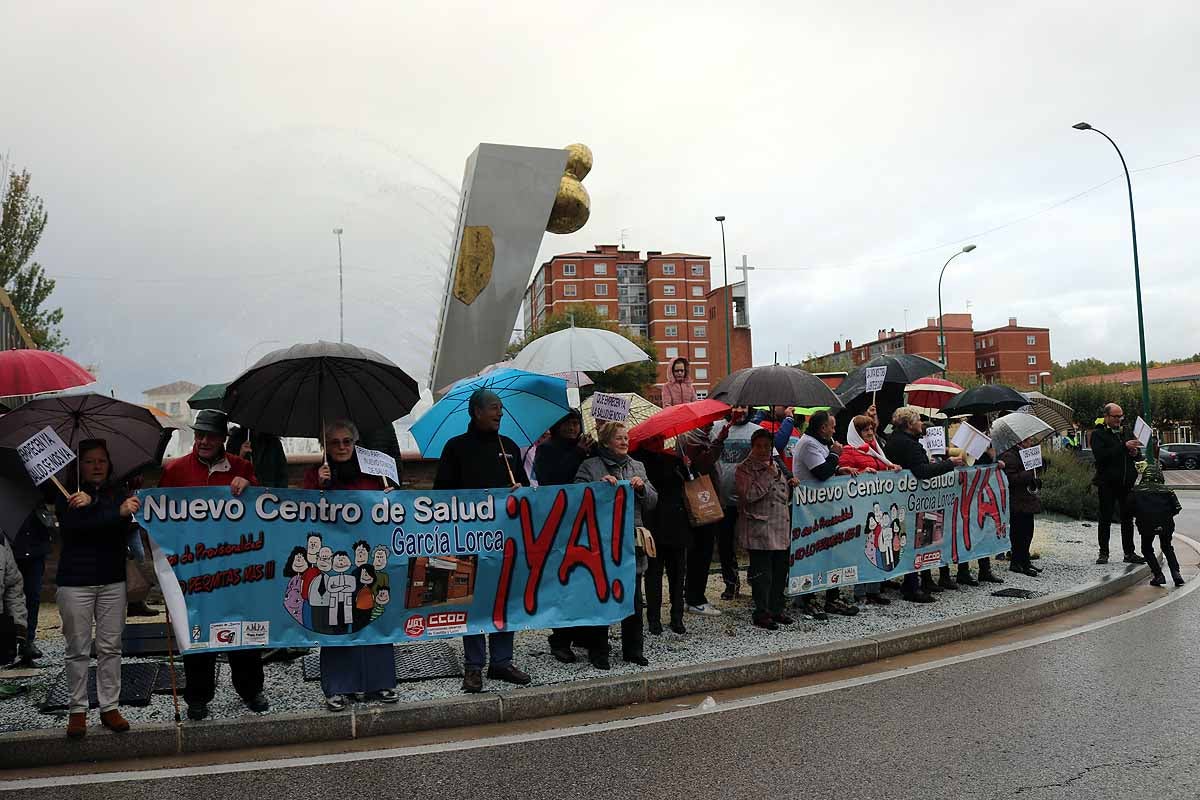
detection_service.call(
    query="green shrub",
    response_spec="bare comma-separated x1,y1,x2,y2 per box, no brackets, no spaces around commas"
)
1038,449,1099,521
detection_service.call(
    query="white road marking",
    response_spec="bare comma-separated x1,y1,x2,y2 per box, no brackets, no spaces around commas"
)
6,537,1196,790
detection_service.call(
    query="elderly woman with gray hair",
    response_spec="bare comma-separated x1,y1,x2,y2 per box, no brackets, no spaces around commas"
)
575,420,658,669
303,419,399,711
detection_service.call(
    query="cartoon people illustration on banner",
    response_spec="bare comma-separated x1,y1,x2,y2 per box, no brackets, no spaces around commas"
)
864,503,906,571
285,532,392,635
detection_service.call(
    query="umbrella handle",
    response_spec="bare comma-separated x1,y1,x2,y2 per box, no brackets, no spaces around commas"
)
499,434,517,487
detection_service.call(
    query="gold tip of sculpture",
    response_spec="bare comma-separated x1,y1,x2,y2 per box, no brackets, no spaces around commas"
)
547,143,592,234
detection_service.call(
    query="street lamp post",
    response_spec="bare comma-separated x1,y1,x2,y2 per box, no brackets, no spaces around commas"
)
937,244,976,375
1072,122,1152,426
715,216,732,376
333,227,345,343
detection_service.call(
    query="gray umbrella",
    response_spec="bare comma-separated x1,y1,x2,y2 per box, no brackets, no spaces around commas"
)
989,412,1054,456
1023,391,1074,433
0,393,173,486
222,341,420,438
710,365,844,410
0,448,44,542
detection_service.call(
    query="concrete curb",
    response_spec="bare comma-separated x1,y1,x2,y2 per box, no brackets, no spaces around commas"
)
3,564,1150,770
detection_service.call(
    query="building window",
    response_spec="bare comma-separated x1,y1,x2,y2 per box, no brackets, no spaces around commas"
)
691,285,704,297
1028,374,1038,385
597,306,609,317
1027,355,1037,365
665,304,678,317
666,347,679,359
690,264,705,276
665,325,678,337
695,347,707,359
594,263,608,276
692,305,705,317
662,263,676,276
155,402,167,412
1026,335,1036,345
169,401,180,415
695,368,708,380
563,284,577,297
988,337,994,347
663,284,676,296
563,263,577,276
976,360,982,369
695,325,706,338
595,284,608,296
989,357,996,367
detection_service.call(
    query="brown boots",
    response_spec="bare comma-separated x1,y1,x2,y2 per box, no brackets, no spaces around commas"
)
68,709,132,739
66,712,87,739
100,709,131,732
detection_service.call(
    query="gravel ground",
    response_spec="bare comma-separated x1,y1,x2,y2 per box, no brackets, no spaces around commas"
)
0,518,1123,733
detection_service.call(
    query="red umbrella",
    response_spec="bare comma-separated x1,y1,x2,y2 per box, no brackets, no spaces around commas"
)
904,376,963,410
629,399,730,451
0,350,95,398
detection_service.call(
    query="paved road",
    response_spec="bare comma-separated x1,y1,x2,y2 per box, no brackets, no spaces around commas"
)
11,502,1200,800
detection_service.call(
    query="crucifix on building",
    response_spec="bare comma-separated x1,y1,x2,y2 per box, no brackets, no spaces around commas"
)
736,254,754,326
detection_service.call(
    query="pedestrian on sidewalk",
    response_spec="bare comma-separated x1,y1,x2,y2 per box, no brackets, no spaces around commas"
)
575,421,658,668
1000,438,1043,577
159,409,267,721
1091,403,1145,565
433,389,533,693
1132,459,1184,587
737,429,797,630
56,439,140,739
303,419,399,712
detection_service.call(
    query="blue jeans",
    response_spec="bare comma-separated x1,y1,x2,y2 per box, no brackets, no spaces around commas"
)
15,557,44,642
463,632,514,670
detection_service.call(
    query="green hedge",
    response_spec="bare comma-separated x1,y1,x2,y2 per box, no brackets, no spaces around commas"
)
1038,449,1100,521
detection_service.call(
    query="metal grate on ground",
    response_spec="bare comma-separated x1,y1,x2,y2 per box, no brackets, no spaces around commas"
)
991,587,1045,599
40,662,161,711
301,642,462,683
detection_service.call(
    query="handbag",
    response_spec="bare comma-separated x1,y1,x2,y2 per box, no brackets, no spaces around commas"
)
635,526,657,559
682,473,725,527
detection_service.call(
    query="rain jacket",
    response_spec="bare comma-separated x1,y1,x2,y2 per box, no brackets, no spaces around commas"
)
634,448,690,549
575,449,658,529
0,538,26,634
884,429,955,480
1000,448,1043,515
434,423,529,490
838,443,894,473
735,457,792,551
160,449,258,489
1132,461,1182,535
54,484,134,586
1091,424,1137,490
661,379,697,408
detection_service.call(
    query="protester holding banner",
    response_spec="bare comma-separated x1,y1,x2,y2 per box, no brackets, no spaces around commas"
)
575,421,657,668
159,409,267,721
55,439,140,739
661,357,697,407
955,420,1004,586
433,388,533,693
537,410,597,663
300,420,399,711
792,410,858,618
682,424,726,617
737,429,797,629
840,415,897,606
1001,438,1043,577
633,435,689,636
711,407,761,601
885,406,963,603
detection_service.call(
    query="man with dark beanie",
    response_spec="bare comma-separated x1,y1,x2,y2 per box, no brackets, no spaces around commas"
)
433,388,533,693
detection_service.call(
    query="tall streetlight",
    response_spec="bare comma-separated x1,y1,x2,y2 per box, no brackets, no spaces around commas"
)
332,228,345,343
937,244,976,374
715,216,731,376
1073,122,1151,425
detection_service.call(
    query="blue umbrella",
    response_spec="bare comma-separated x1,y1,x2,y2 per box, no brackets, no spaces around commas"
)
411,368,571,458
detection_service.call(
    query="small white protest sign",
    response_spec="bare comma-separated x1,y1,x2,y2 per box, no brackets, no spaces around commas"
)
355,446,400,487
1133,416,1153,447
951,422,991,461
920,426,947,456
590,393,632,422
864,366,888,394
17,426,76,486
1019,446,1043,471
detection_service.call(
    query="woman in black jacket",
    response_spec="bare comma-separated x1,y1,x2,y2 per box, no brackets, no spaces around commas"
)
56,439,141,739
634,436,690,635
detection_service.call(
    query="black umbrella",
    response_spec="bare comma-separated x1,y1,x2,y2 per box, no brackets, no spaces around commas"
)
222,341,421,438
0,393,173,488
710,365,844,410
836,354,945,406
0,448,44,542
939,384,1029,416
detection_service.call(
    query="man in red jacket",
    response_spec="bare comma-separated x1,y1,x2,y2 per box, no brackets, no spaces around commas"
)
159,409,267,721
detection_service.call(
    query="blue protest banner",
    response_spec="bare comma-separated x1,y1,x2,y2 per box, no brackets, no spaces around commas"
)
139,484,635,651
787,465,1010,594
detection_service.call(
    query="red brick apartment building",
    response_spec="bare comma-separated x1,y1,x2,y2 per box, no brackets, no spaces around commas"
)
974,318,1053,387
523,245,754,399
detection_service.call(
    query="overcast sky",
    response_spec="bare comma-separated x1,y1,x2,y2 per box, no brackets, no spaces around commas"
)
3,1,1198,401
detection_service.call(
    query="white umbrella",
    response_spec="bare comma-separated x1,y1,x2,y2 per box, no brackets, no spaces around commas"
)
989,412,1054,456
510,326,650,375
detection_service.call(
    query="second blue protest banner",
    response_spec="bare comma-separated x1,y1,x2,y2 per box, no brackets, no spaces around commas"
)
139,483,635,652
